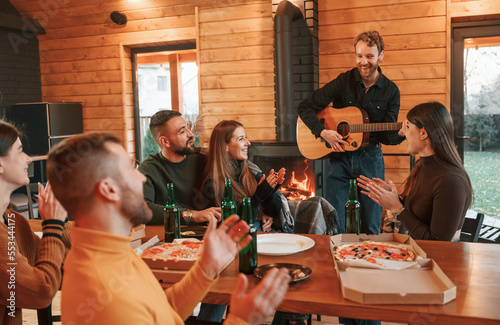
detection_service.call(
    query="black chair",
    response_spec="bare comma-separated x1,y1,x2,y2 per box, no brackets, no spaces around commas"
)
460,212,484,243
37,303,60,325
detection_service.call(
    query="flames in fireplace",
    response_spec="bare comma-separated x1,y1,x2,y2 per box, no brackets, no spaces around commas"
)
280,159,315,201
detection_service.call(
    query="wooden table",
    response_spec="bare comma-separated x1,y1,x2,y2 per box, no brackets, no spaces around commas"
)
145,227,500,324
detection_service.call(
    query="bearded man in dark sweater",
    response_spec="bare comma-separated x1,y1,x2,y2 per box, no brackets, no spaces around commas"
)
138,110,221,225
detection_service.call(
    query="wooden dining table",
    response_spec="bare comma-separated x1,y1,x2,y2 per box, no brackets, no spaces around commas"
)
145,226,500,325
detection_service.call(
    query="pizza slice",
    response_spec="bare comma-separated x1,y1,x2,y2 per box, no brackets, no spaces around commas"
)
142,240,204,261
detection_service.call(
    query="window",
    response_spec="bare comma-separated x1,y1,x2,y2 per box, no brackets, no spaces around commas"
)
132,44,198,162
158,76,168,92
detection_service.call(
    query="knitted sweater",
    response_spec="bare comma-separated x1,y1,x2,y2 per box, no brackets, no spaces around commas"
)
138,153,208,225
398,155,472,241
0,210,70,325
61,225,247,325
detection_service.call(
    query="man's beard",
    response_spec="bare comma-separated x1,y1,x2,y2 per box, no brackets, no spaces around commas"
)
119,183,152,226
173,137,196,156
357,61,378,80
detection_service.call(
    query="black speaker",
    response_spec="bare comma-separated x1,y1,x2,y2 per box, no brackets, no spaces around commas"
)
7,102,83,156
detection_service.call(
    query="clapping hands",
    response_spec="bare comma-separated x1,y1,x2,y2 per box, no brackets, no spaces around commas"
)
229,267,290,324
197,212,291,325
357,175,402,212
198,215,251,279
261,167,286,189
37,182,67,222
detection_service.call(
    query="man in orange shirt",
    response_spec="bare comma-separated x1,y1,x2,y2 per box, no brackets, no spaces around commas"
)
47,132,290,325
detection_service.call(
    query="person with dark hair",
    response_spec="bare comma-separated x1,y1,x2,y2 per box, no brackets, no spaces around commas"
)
138,110,221,225
358,102,473,241
297,30,405,238
297,30,405,325
203,120,286,232
46,132,291,324
0,120,70,324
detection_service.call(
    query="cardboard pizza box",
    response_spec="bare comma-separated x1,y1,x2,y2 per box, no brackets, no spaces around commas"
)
131,224,146,241
330,233,456,305
142,257,197,270
130,238,143,249
151,269,189,283
141,238,201,270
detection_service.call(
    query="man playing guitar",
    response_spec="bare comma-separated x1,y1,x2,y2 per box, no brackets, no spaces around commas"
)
297,31,406,237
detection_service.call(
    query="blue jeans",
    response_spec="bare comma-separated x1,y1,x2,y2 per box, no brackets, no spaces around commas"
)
327,146,384,235
197,303,226,322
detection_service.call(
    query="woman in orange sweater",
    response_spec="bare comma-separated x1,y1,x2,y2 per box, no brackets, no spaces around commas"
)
0,120,70,325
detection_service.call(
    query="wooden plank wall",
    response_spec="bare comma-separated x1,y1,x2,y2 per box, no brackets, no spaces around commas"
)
9,0,500,164
198,1,275,145
450,0,500,17
318,0,448,188
10,0,275,154
10,0,208,154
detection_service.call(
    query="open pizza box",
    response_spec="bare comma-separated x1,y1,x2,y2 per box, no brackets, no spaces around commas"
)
330,233,456,305
140,238,233,283
141,238,201,270
139,238,200,283
130,224,146,249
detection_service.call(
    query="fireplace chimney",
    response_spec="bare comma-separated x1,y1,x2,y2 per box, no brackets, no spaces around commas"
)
274,0,304,143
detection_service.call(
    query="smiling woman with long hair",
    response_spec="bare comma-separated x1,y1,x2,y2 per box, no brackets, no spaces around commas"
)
358,102,472,241
0,120,70,324
203,120,286,231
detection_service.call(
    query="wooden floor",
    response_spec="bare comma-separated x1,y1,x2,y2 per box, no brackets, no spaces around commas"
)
22,292,402,325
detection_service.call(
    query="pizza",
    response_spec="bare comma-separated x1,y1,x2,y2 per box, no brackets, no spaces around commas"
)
334,241,416,265
141,240,203,261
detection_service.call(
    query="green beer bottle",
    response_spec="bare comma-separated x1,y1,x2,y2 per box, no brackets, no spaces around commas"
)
238,197,257,274
221,177,237,222
164,183,181,243
345,179,361,234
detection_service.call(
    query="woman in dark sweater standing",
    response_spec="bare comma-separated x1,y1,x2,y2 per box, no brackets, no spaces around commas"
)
358,102,472,241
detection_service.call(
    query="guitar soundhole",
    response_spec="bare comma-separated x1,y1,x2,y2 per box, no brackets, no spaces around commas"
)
337,122,350,138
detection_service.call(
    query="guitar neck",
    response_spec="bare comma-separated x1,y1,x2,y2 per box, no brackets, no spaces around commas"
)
350,122,402,133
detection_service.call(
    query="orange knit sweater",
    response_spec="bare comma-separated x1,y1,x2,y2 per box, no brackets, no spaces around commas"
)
0,210,70,325
62,225,247,325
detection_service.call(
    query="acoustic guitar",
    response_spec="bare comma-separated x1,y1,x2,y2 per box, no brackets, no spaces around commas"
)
296,106,402,160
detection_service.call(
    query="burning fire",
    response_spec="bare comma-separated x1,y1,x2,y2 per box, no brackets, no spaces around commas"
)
280,159,315,201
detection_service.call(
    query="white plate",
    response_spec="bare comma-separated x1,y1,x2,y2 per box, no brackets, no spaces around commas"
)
257,234,315,256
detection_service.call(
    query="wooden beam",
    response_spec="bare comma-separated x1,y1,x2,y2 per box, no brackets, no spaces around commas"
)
137,51,196,65
464,36,500,48
196,6,202,117
169,53,183,111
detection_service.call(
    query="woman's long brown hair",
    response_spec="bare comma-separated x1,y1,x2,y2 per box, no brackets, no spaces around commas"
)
0,120,20,157
203,120,257,206
400,102,472,203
